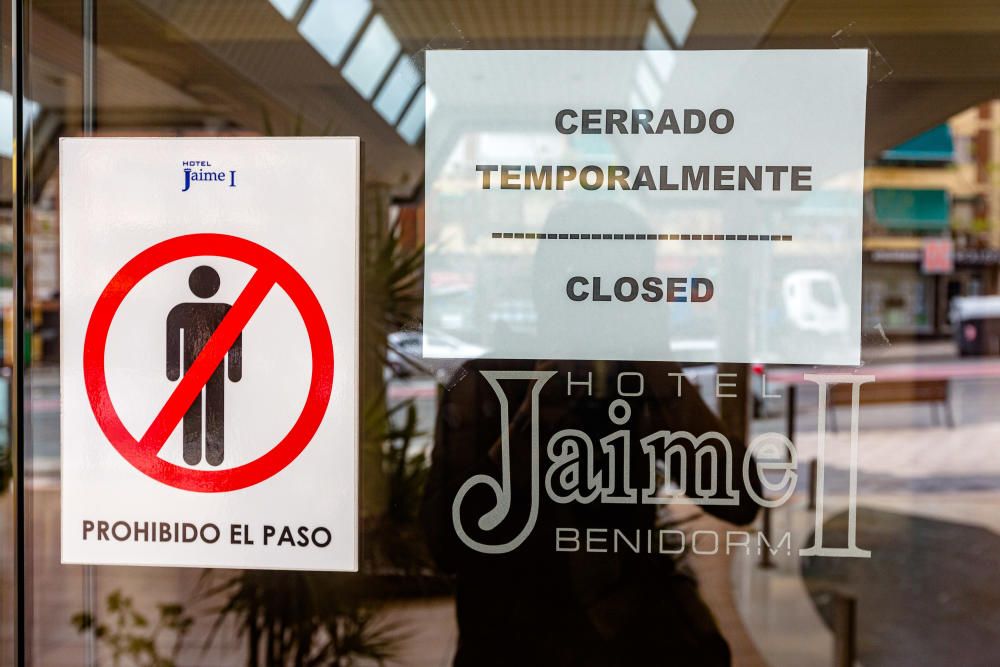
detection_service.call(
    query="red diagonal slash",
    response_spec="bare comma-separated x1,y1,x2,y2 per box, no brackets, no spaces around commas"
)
141,269,275,455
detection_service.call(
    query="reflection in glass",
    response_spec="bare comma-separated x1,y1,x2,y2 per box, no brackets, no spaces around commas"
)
375,56,422,124
0,93,39,158
268,0,302,21
342,15,400,99
8,1,1000,666
655,0,697,47
397,86,426,144
643,20,670,52
299,0,372,67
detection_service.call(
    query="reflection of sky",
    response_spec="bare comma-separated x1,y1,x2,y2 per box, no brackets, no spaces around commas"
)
375,57,422,123
342,15,399,99
268,0,302,20
398,87,426,144
655,0,696,46
274,0,427,141
0,92,40,158
299,0,371,67
644,20,670,51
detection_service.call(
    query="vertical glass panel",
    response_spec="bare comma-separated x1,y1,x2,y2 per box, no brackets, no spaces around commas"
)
397,85,425,144
374,56,421,124
341,15,399,100
299,0,371,66
0,7,14,664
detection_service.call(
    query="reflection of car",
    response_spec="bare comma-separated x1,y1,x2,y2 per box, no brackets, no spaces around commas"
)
387,330,487,382
386,331,422,377
782,270,848,335
951,296,1000,356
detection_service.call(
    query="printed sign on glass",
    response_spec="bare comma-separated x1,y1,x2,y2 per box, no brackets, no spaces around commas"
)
60,138,360,571
423,50,868,364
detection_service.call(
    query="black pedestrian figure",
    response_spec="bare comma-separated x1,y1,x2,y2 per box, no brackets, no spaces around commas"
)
166,265,242,466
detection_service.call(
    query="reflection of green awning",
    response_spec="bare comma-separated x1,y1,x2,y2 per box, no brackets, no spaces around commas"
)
881,124,954,162
873,188,950,231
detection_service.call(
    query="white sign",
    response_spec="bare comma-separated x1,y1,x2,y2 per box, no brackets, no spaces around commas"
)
60,137,360,571
424,50,867,365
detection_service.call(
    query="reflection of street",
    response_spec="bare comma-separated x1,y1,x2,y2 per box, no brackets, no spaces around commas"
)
738,355,1000,667
25,362,445,469
2,485,458,667
28,364,729,472
25,368,447,472
732,490,1000,667
16,357,1000,665
761,360,1000,438
0,488,246,666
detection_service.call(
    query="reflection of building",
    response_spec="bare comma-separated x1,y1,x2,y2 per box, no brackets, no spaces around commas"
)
863,102,1000,337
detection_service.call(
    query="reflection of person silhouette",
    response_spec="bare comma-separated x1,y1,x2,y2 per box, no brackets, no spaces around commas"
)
422,202,762,666
166,266,242,466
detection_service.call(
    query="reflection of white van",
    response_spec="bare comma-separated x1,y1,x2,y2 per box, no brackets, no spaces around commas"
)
782,271,849,335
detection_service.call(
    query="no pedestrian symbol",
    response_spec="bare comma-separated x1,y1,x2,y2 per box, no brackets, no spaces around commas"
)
83,233,334,493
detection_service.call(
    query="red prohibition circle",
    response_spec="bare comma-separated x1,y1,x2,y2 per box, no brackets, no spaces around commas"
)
83,233,334,493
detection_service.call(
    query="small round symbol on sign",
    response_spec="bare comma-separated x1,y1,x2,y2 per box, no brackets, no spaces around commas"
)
83,233,334,493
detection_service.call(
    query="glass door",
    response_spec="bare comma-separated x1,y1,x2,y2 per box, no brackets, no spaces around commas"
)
4,2,1000,666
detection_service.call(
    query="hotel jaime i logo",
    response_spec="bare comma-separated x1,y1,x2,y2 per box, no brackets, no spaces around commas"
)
451,369,874,560
181,160,237,192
